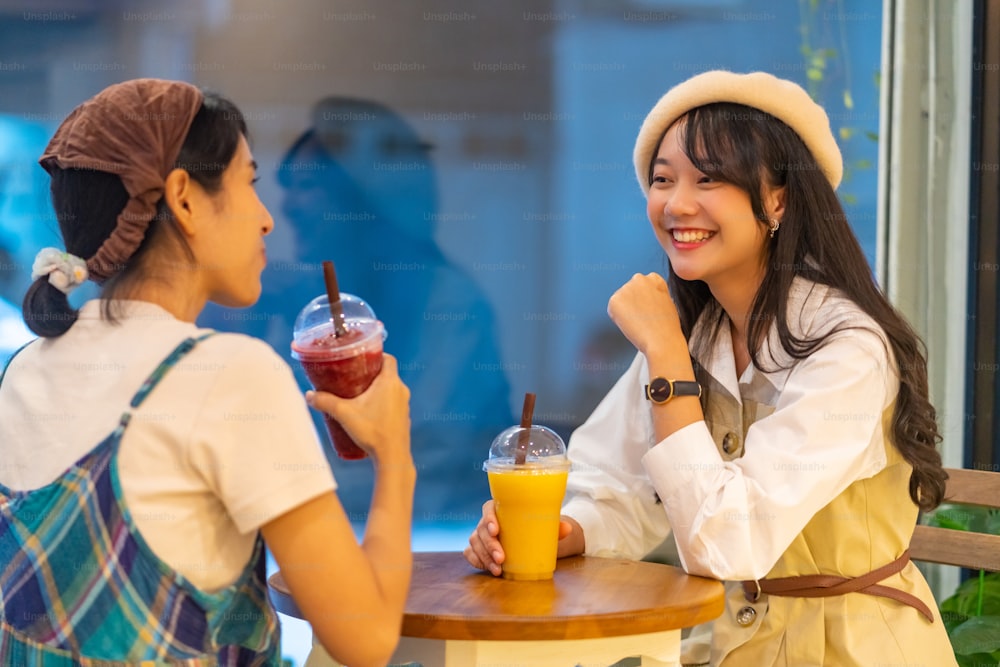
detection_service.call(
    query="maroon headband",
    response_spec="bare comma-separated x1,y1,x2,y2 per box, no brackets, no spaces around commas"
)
39,78,204,283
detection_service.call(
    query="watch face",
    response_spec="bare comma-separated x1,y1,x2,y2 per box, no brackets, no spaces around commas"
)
648,377,671,402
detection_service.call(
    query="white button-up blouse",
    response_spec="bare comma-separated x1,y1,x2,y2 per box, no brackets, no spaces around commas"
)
562,276,894,581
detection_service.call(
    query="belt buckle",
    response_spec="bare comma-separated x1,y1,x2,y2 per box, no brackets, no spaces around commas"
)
748,579,761,602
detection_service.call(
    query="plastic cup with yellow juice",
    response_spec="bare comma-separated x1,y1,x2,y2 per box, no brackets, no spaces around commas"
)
484,425,570,581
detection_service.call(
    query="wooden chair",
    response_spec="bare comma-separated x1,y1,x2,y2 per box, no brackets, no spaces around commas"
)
910,467,1000,571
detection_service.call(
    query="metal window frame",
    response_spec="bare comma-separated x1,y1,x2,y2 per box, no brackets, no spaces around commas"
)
965,0,1000,472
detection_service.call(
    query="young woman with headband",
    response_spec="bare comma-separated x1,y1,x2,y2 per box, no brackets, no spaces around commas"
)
465,71,957,666
0,79,414,667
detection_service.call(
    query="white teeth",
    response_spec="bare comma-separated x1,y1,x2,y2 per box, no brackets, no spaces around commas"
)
672,230,714,243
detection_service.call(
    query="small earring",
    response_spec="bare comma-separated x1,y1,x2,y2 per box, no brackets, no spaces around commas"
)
768,218,780,239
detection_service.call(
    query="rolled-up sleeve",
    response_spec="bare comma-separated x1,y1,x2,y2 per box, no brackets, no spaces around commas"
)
642,332,893,580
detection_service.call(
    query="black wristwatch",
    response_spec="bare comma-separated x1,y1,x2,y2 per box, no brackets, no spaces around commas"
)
644,377,702,404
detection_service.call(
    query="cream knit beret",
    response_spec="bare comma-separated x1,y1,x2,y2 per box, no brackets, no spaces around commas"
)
632,70,843,195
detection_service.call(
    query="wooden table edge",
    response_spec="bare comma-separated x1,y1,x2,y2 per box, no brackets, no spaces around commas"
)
268,552,726,641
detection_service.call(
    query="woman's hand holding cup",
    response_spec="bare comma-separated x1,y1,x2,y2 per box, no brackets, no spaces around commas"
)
306,353,412,467
463,500,583,576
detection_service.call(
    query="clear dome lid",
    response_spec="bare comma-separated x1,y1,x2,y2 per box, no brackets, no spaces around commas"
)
291,293,386,359
483,425,570,472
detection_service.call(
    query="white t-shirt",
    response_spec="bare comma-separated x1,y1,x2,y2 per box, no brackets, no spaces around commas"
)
0,299,337,591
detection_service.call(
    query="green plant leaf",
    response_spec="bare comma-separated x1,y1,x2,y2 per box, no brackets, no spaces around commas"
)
956,652,1000,667
942,574,1000,617
865,131,879,142
839,127,854,140
982,586,1000,618
928,504,974,530
842,193,858,205
843,90,854,109
962,505,996,533
934,516,970,530
927,503,992,532
950,616,1000,656
807,68,823,82
943,594,967,614
986,509,1000,536
943,609,971,635
933,510,968,529
854,159,872,170
874,71,882,87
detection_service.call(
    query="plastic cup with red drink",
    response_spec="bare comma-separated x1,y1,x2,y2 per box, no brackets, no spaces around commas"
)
291,293,386,460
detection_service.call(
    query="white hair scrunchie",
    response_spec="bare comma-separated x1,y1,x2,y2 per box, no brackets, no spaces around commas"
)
31,247,89,295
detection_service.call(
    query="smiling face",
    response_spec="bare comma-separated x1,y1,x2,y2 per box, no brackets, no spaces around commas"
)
646,119,783,298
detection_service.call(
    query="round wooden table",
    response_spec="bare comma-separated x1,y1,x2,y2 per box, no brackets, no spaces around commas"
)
269,551,724,667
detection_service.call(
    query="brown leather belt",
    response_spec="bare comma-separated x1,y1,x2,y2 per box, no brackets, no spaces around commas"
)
741,549,933,622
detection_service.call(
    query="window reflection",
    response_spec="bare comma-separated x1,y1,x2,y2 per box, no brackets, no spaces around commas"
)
0,0,882,502
201,97,512,519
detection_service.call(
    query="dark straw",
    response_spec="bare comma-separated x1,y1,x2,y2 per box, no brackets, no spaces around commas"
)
514,392,536,465
322,261,348,337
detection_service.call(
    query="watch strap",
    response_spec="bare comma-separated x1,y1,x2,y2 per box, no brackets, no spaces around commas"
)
644,377,702,404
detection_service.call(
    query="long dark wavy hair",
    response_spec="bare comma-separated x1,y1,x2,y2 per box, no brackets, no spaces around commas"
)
649,102,946,511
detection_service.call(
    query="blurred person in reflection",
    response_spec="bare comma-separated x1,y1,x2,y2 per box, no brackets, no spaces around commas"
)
264,97,511,521
0,79,414,667
464,71,957,666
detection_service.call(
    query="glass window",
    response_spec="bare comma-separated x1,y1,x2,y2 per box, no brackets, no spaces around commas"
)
0,4,883,661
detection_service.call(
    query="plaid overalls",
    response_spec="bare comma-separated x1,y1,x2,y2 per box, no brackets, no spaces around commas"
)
0,335,281,665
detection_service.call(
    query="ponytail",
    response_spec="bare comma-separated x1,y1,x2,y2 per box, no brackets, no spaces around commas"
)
22,278,78,337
